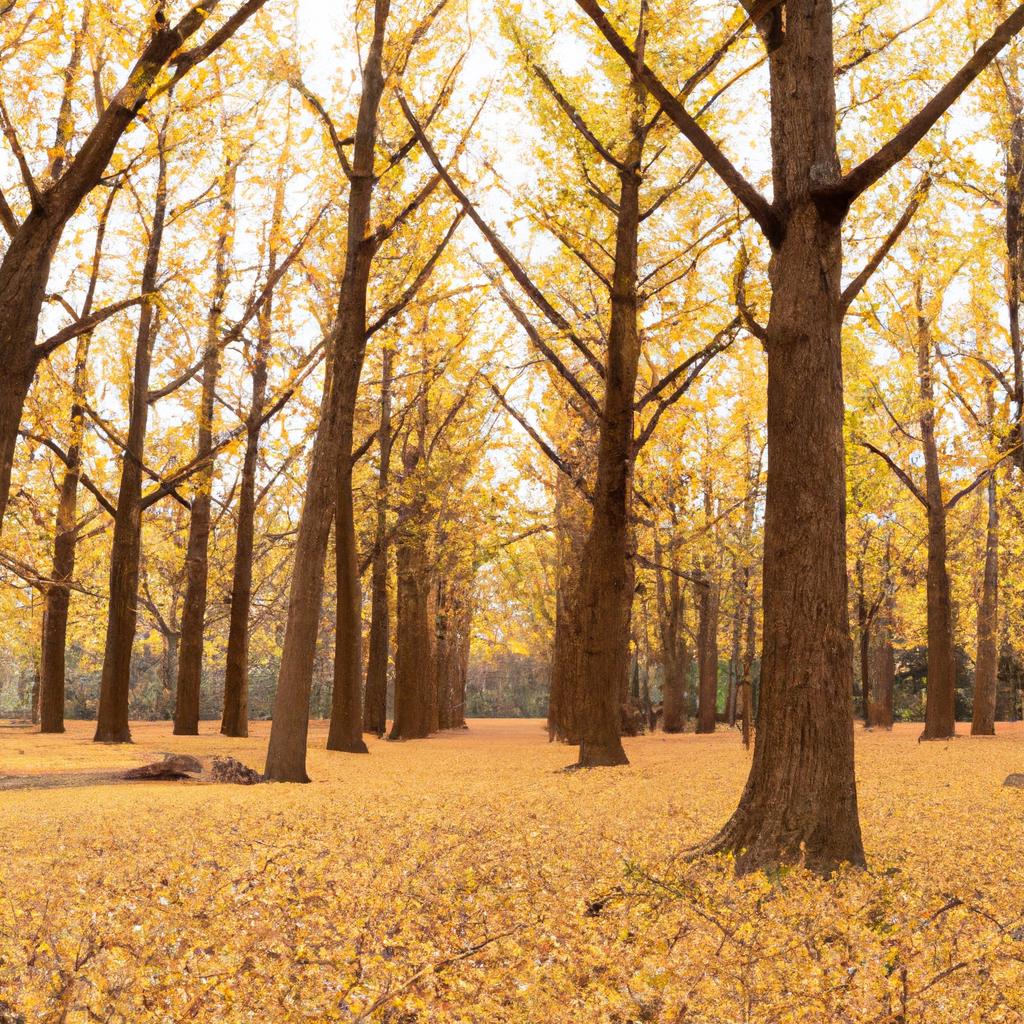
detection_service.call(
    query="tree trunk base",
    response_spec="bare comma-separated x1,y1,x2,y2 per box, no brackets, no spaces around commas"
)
694,802,866,877
93,729,132,744
39,725,66,735
220,726,249,739
326,738,369,754
919,726,957,741
573,742,629,768
172,725,199,736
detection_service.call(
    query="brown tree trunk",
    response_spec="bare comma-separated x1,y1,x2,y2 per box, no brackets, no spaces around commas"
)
174,155,235,736
390,535,435,740
94,131,168,743
917,289,957,740
856,556,870,725
265,3,389,780
220,333,268,738
704,1,865,871
547,473,584,742
574,63,647,769
972,462,999,735
654,534,688,733
362,347,392,736
39,332,92,733
695,573,719,734
740,580,756,749
725,583,743,727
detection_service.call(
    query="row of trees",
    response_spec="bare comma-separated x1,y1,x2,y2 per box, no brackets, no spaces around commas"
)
4,0,1024,874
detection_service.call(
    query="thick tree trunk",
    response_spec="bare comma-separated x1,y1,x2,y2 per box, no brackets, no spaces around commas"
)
703,0,865,874
94,138,168,743
695,573,719,734
265,4,388,780
972,466,999,735
917,294,957,740
390,537,435,740
363,348,392,736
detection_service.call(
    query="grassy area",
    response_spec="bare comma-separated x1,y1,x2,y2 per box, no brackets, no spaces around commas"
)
2,720,1023,1021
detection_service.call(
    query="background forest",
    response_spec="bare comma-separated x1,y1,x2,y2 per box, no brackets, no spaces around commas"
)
3,0,1024,740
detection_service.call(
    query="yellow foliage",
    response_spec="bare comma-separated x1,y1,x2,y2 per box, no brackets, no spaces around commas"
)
2,721,1024,1021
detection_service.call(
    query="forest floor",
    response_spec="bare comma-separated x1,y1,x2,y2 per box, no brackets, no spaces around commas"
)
2,719,1023,1023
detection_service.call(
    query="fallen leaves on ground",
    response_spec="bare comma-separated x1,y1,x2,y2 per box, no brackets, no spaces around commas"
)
1,719,1023,1022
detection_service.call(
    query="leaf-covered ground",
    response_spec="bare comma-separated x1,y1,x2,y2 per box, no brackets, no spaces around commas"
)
2,719,1023,1022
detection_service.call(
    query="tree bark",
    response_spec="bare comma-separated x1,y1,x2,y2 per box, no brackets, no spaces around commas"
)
362,347,392,736
695,572,719,734
917,287,957,740
573,63,647,769
174,152,236,736
655,537,689,733
94,129,168,743
265,2,389,780
703,1,865,871
972,462,999,735
547,472,585,742
38,332,91,733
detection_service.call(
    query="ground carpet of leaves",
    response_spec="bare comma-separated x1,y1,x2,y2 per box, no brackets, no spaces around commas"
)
2,719,1024,1022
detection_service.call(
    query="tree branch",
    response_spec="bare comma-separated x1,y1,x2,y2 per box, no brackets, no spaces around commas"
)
573,0,783,247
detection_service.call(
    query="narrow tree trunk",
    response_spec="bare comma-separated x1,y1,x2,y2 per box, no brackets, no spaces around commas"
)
39,333,92,733
654,534,688,733
725,581,743,727
972,463,999,735
265,4,389,780
917,288,957,740
94,133,168,743
854,556,868,724
695,573,719,734
740,579,756,749
174,149,236,735
363,347,392,736
547,473,584,742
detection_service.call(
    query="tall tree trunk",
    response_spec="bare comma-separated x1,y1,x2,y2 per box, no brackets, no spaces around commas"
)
94,130,169,743
705,1,865,871
363,347,393,736
390,536,435,740
222,134,289,739
574,60,647,768
972,461,999,736
740,575,756,749
725,582,743,727
695,572,719,733
38,333,91,733
917,287,957,740
654,533,688,733
265,2,389,780
856,555,870,726
174,153,235,736
547,473,584,742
